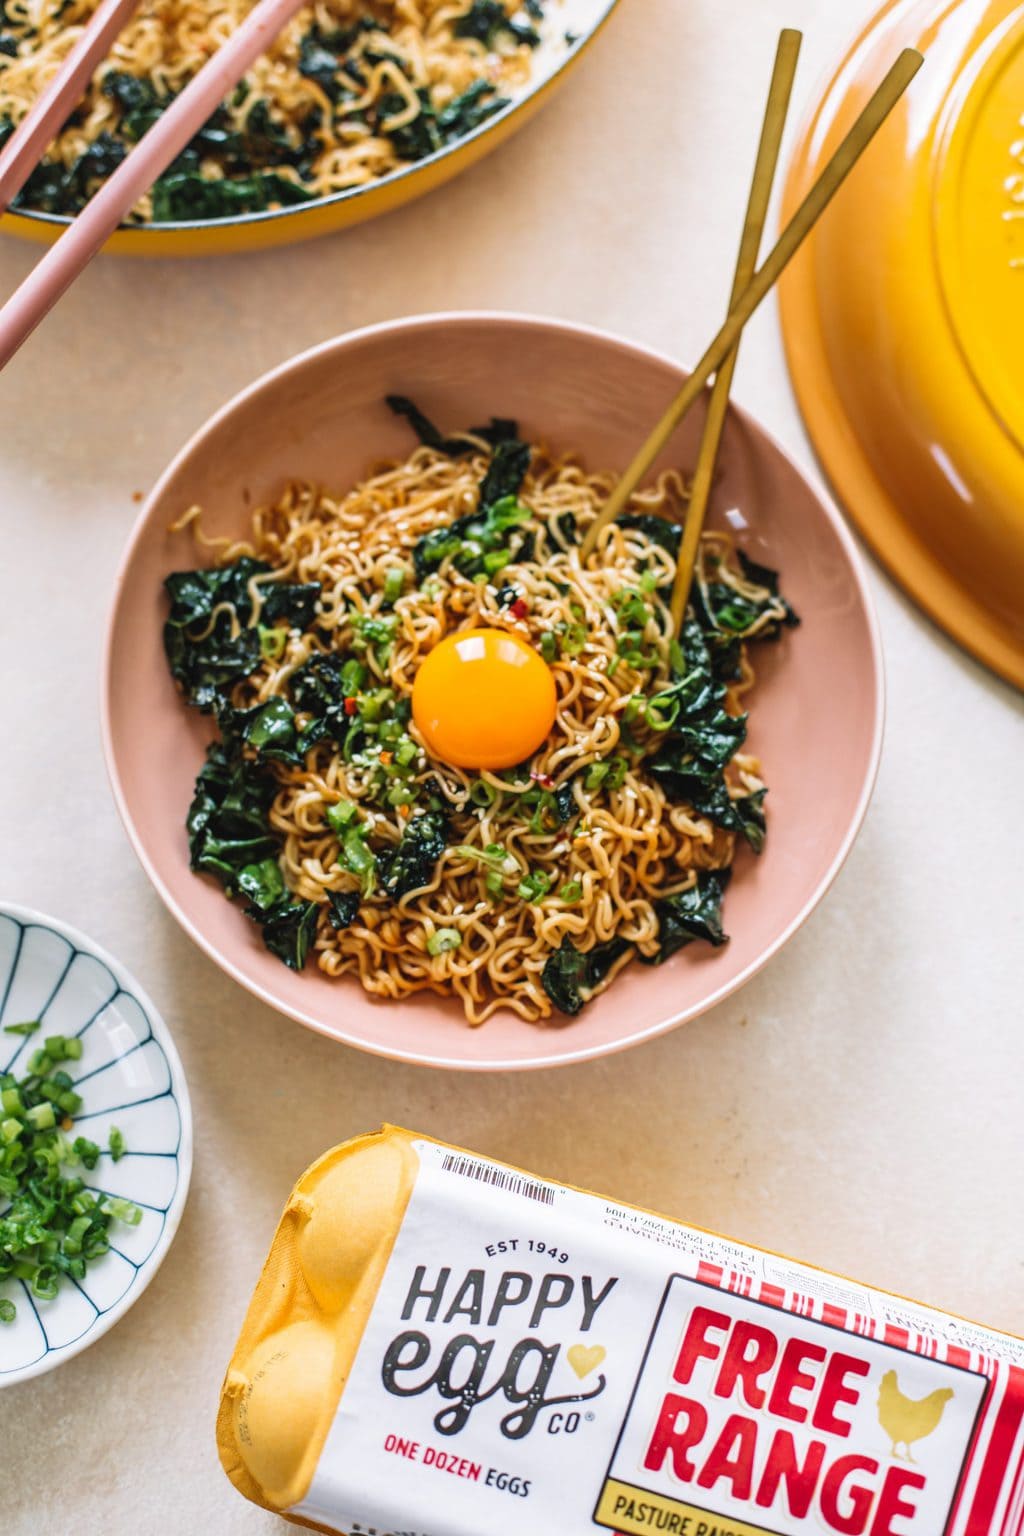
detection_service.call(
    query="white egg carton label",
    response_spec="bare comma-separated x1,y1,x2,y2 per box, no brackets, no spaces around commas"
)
292,1142,1024,1536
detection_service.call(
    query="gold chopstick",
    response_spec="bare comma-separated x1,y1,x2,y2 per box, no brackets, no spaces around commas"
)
669,28,802,631
580,45,923,564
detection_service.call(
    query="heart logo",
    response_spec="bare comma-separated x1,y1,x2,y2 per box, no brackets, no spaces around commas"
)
567,1344,606,1380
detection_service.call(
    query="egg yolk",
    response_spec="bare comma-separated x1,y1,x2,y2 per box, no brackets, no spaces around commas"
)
412,628,557,770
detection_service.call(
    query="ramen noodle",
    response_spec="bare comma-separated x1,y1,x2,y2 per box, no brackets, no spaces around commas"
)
217,1127,1024,1535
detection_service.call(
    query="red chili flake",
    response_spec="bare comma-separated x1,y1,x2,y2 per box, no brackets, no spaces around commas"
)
380,751,394,766
343,697,359,716
510,598,528,621
530,770,553,789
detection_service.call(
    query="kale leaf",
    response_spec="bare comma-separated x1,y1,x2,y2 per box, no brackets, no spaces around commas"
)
186,742,319,969
541,937,630,1016
151,169,316,221
412,493,533,583
163,558,320,711
619,512,682,560
326,890,361,929
377,811,448,899
644,617,766,848
640,870,731,965
453,0,541,47
479,438,531,509
256,898,320,970
289,652,361,746
437,79,507,138
386,395,519,455
186,743,278,885
691,547,800,681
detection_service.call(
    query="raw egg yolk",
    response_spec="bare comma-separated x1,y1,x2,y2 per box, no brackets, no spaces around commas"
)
412,628,557,770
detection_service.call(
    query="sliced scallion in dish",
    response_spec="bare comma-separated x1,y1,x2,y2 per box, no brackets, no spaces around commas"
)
0,1032,139,1321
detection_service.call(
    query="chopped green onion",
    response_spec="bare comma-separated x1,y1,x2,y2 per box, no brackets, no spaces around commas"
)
468,778,498,808
455,843,510,872
359,687,394,723
326,799,359,833
426,928,461,956
623,695,643,725
109,1127,126,1163
644,691,681,732
73,1136,100,1169
560,623,587,656
386,784,415,808
105,1198,142,1226
517,871,551,903
606,757,628,791
668,638,686,676
584,761,609,792
395,737,418,768
483,549,510,576
559,880,583,904
0,1047,141,1319
258,625,289,660
340,658,367,695
539,631,557,663
3,1020,39,1037
382,566,405,605
339,824,376,896
485,868,504,897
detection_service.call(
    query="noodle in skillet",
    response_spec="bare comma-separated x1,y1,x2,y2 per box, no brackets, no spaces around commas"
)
0,0,545,222
164,406,797,1025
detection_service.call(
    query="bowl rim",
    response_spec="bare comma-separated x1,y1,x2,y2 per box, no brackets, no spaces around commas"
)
0,900,194,1386
100,309,886,1072
6,0,620,238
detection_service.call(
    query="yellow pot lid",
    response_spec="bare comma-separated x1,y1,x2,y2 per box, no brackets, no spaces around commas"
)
780,0,1024,689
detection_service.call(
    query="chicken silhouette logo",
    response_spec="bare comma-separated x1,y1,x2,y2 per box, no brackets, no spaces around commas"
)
877,1368,954,1462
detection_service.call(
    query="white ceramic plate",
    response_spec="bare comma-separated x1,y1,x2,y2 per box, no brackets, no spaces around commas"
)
0,904,192,1386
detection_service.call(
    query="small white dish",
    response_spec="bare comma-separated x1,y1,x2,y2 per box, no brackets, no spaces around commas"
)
0,903,192,1386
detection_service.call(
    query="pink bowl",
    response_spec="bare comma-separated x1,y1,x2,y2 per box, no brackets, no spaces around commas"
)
102,313,883,1071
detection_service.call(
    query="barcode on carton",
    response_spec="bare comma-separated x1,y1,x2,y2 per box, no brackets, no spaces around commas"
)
440,1154,555,1206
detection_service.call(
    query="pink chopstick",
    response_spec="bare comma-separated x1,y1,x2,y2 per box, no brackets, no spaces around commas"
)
0,0,141,215
0,0,309,370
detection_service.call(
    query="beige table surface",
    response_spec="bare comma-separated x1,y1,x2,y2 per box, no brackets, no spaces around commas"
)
2,0,1022,1529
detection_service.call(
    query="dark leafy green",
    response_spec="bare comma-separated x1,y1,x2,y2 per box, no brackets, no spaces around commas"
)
163,558,319,712
644,617,769,849
289,652,361,746
453,0,540,47
541,937,630,1016
256,898,319,970
641,871,731,965
479,439,532,509
377,811,448,899
619,512,682,560
186,743,278,885
186,742,319,969
386,395,519,455
151,169,316,221
326,890,361,929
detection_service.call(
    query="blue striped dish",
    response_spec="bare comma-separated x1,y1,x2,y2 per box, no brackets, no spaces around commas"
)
0,904,192,1386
